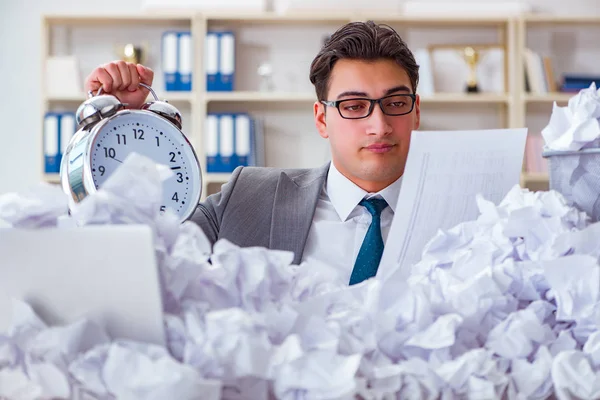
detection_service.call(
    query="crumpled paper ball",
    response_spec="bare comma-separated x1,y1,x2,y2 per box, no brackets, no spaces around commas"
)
542,82,600,151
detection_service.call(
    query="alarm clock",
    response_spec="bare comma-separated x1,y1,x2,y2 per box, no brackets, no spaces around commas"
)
60,83,202,222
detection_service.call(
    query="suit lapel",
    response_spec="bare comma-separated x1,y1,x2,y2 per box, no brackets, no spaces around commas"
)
269,163,329,264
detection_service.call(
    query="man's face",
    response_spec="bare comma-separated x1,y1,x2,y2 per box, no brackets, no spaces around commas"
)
314,58,420,193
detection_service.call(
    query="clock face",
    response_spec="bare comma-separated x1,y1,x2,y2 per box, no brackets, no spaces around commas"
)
89,110,201,221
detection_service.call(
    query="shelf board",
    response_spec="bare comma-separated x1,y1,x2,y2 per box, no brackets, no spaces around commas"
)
203,12,510,25
359,14,510,26
420,93,510,103
521,172,549,182
205,91,316,102
523,14,600,25
45,92,195,103
43,13,193,25
524,93,574,103
44,173,61,184
205,173,232,183
203,11,352,24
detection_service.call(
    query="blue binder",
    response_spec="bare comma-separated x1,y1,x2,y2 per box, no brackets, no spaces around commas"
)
44,112,60,173
234,113,252,168
206,113,255,173
205,114,219,173
162,31,179,91
217,31,235,91
205,32,219,92
177,31,192,91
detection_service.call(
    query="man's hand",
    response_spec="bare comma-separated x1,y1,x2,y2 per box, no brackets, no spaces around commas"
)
84,61,154,109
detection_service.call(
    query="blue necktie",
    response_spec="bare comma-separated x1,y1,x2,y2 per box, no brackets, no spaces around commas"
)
349,198,389,285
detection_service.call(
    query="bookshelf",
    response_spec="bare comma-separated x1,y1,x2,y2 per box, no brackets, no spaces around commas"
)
40,12,598,197
516,14,600,188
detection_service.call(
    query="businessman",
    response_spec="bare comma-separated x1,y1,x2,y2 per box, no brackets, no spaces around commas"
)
84,20,421,285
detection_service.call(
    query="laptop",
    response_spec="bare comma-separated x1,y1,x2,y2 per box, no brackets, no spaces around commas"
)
0,224,165,346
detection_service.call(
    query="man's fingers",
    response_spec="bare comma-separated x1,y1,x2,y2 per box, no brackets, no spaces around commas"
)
127,63,140,92
115,61,131,91
86,66,114,93
103,63,123,92
136,64,154,86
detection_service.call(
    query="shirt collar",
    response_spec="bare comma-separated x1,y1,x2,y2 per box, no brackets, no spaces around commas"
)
326,162,402,221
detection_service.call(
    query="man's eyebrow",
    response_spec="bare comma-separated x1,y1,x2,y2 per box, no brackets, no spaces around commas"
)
384,85,412,95
335,85,412,100
336,90,368,100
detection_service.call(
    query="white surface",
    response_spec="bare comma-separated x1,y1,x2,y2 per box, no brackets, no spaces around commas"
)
0,224,166,346
378,128,528,279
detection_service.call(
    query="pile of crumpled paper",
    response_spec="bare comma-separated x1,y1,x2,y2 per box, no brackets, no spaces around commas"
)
1,152,600,399
541,83,600,221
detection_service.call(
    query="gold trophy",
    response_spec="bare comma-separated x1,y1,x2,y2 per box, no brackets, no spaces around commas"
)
462,46,480,93
115,43,147,64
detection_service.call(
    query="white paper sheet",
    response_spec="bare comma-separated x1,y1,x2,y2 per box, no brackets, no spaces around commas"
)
378,128,527,280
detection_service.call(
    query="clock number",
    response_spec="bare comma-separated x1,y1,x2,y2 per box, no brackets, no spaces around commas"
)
169,152,176,162
160,205,166,212
116,134,127,145
155,136,160,147
176,172,183,183
172,192,179,202
103,147,116,159
133,129,144,140
98,166,105,176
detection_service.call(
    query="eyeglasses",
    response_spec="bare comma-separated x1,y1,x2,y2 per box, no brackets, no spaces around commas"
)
321,94,416,120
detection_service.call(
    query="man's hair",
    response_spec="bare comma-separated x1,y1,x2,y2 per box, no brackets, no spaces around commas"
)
309,20,419,101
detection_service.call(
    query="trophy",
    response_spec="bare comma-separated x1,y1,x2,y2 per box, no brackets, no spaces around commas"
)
115,43,147,64
257,63,274,92
462,46,480,93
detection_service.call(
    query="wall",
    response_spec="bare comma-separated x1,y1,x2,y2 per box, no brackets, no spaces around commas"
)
0,0,598,194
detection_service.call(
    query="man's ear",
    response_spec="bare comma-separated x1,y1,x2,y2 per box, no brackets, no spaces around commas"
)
314,101,328,139
414,94,421,130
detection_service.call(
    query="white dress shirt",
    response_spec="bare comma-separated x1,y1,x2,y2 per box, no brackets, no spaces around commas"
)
301,163,402,283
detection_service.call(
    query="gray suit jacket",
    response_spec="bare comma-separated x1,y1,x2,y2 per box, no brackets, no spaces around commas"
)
190,163,330,264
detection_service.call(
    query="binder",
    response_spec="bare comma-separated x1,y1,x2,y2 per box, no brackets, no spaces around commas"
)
59,113,76,166
162,31,178,91
234,114,251,167
205,32,219,91
219,114,235,171
44,113,60,173
178,31,192,91
206,113,259,172
205,114,219,172
218,31,235,91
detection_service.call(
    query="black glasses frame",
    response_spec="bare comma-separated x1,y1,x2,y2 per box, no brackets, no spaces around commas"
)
321,93,417,120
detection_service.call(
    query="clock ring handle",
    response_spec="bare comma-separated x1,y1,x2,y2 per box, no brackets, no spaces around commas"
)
87,83,159,101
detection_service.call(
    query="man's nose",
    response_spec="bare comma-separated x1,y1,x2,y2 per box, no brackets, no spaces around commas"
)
366,103,392,135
